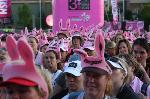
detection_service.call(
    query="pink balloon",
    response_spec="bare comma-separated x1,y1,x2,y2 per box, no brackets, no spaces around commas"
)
53,0,104,32
46,15,53,26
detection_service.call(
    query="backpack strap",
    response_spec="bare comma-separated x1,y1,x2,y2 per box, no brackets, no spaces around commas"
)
141,83,149,96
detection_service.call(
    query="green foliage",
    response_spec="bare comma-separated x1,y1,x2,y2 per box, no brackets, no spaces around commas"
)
138,4,150,31
105,6,113,21
18,4,32,28
125,10,132,20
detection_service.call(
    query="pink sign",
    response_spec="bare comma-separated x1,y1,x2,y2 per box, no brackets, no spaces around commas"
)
0,0,11,18
53,0,104,32
126,21,144,31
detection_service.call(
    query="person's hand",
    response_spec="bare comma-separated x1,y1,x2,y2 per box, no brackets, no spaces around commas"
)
139,64,150,83
138,92,147,99
139,64,146,73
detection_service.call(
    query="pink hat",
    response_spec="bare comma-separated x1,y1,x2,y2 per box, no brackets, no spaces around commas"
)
74,31,112,74
83,39,94,51
46,39,59,54
2,37,49,99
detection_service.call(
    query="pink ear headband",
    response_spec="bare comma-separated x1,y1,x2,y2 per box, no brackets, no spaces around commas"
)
46,39,59,54
57,19,71,37
74,31,112,74
59,19,70,31
2,36,49,99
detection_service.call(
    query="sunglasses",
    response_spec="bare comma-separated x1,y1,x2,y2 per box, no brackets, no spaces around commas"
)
108,57,125,71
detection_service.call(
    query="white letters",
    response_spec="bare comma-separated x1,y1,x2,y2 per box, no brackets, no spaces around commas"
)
0,0,7,14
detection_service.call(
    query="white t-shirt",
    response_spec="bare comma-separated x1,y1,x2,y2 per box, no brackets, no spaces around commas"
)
52,70,62,87
35,51,43,66
61,93,69,99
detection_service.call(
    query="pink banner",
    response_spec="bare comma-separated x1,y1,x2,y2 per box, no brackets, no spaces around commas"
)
111,0,118,24
126,21,144,31
0,0,11,18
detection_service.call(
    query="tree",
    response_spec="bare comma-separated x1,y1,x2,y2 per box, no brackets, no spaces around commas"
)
138,4,150,31
105,6,113,21
125,10,132,20
18,4,32,28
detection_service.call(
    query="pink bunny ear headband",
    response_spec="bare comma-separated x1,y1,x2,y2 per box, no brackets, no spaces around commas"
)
83,39,95,51
57,19,71,37
74,31,112,75
0,35,19,75
46,38,59,54
70,24,85,44
1,36,49,99
58,38,70,52
39,33,49,48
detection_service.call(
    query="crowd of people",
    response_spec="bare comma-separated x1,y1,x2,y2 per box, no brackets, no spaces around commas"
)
0,20,150,99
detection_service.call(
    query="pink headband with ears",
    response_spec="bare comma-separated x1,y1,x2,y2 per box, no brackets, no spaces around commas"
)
0,35,19,75
58,38,70,51
83,39,94,51
70,24,82,37
2,37,49,99
74,31,112,74
46,39,59,54
57,19,70,37
39,33,49,48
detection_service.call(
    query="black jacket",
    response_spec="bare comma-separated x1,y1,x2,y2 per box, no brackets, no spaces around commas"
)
116,84,141,99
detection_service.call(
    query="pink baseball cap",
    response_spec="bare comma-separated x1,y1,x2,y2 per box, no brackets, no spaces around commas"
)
74,31,112,74
2,38,49,99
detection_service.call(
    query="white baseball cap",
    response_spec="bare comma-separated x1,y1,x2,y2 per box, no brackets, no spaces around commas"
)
107,57,128,76
64,60,82,77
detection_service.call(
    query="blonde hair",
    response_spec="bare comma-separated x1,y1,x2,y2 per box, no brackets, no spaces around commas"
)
37,68,53,98
117,57,129,84
105,75,112,95
118,54,141,75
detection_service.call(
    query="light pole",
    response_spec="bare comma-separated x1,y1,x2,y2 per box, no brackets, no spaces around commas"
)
123,0,125,21
39,0,42,28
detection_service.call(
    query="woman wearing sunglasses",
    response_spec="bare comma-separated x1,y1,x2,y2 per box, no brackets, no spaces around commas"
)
132,38,150,83
107,57,140,99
